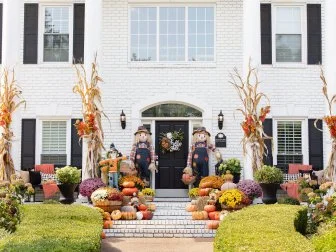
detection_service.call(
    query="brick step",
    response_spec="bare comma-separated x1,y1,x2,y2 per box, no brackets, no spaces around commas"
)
153,215,192,220
153,198,190,202
152,210,190,215
111,220,205,225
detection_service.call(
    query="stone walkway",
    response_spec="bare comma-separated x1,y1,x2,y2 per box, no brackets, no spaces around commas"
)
101,238,214,252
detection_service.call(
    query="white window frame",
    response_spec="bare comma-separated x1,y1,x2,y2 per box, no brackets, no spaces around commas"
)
272,4,307,66
273,118,309,166
35,118,71,166
38,4,74,64
128,4,216,63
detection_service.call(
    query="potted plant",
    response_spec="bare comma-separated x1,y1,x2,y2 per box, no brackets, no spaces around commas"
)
188,188,200,200
141,188,155,202
55,166,81,204
79,178,105,203
218,189,250,211
237,179,262,201
218,158,242,183
254,165,283,204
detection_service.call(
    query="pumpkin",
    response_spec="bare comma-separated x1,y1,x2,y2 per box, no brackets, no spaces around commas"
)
190,199,198,205
121,206,136,212
122,187,138,196
204,204,216,213
207,220,220,229
103,212,111,221
103,220,113,229
141,210,154,220
111,210,122,220
136,211,143,220
221,182,237,191
121,211,136,220
101,232,106,239
192,211,208,220
186,204,197,212
122,181,135,188
147,203,156,212
199,181,212,189
138,204,147,211
199,188,211,197
208,211,220,220
202,210,208,220
182,174,195,184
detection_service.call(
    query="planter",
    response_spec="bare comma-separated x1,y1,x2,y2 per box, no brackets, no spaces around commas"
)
221,204,246,212
233,173,241,184
93,200,122,213
260,183,279,204
58,183,78,204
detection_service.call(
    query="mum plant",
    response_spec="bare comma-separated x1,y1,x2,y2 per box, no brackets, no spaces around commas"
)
141,188,155,197
254,165,283,184
218,189,250,208
188,188,200,198
237,179,262,200
79,178,105,198
56,166,81,184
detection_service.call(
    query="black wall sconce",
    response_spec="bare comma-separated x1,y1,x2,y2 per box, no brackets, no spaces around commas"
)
120,110,126,129
218,110,224,130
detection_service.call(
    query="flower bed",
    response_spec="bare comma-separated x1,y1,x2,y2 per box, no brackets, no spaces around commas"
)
0,204,102,252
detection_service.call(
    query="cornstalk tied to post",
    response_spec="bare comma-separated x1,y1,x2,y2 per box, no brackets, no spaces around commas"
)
73,57,105,179
316,69,336,182
0,69,25,181
231,60,271,174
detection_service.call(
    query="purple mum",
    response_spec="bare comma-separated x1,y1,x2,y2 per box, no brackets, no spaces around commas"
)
237,179,262,200
79,178,105,198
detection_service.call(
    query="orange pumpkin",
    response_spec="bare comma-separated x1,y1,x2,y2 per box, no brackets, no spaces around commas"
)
122,181,135,188
141,210,154,220
192,211,208,220
122,187,138,196
111,210,122,220
101,232,106,239
208,211,220,220
207,220,220,229
199,181,212,189
204,204,216,213
147,203,156,212
199,188,211,197
103,212,111,220
186,204,197,212
138,204,147,211
103,220,113,229
202,210,209,220
121,211,136,220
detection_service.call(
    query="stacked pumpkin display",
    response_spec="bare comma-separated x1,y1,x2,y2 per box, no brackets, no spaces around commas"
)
93,207,113,239
199,176,224,196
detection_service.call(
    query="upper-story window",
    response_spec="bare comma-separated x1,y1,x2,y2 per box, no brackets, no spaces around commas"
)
130,6,215,62
43,6,71,62
275,6,303,63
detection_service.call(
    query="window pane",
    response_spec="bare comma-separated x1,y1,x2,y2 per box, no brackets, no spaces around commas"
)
277,121,302,155
130,7,157,61
42,121,67,154
276,34,301,62
188,7,214,61
276,7,301,34
44,7,69,62
142,104,202,117
159,7,185,61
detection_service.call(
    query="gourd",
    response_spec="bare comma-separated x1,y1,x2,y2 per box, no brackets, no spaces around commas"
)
186,204,197,212
121,206,136,212
204,204,216,213
103,212,111,221
138,204,147,211
121,211,136,220
208,211,220,220
103,220,113,229
122,181,135,188
101,232,106,239
136,211,143,220
199,188,211,197
147,203,156,211
207,220,220,229
141,210,154,220
111,210,122,220
122,187,138,196
192,211,208,220
221,171,237,191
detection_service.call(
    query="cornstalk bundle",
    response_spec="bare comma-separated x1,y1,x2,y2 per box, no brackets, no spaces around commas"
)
318,69,336,182
0,69,25,181
73,58,105,178
230,61,271,173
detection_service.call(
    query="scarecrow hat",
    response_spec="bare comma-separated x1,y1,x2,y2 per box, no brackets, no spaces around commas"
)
192,127,211,137
134,126,152,135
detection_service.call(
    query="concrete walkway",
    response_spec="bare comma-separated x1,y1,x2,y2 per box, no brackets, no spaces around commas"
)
101,238,214,252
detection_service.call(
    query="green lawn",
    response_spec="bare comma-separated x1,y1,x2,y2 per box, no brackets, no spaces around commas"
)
0,204,102,252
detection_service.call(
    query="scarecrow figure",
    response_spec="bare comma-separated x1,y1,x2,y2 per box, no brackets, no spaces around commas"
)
130,126,157,186
107,143,126,188
186,127,215,185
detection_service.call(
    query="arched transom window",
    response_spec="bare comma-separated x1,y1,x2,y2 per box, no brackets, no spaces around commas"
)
142,104,202,117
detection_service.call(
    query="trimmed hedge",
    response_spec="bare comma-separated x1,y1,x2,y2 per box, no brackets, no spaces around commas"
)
214,205,313,252
312,227,336,251
0,204,102,252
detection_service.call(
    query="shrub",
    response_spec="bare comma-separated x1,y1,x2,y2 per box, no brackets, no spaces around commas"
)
79,178,105,198
278,197,300,205
0,194,21,233
0,204,102,252
214,205,313,252
254,165,283,184
312,226,336,251
294,207,308,235
236,180,262,200
56,166,81,184
218,158,241,175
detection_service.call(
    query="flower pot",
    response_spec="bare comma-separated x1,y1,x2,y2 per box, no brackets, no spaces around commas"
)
233,173,241,184
260,183,279,204
58,183,78,204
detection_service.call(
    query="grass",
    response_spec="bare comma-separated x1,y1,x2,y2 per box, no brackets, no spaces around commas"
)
312,226,336,252
0,204,102,252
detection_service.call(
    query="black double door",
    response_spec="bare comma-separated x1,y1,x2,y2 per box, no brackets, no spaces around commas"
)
155,121,189,189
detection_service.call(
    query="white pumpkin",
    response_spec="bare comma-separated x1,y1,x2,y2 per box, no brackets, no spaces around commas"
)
221,182,237,191
136,211,143,220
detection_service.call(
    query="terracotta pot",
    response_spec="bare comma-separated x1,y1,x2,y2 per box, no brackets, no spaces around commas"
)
58,183,77,204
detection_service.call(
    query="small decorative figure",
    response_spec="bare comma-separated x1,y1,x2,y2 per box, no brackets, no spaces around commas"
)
107,144,126,189
215,150,224,176
130,126,157,186
186,127,215,185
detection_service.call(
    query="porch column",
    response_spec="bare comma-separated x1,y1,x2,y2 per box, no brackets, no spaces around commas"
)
242,0,261,180
2,0,22,172
82,0,103,180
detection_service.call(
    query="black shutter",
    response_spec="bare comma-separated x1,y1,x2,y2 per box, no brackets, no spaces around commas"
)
309,119,323,170
263,118,273,166
71,119,82,169
21,119,36,170
0,4,3,64
307,4,322,65
24,4,39,64
73,4,85,64
260,4,272,65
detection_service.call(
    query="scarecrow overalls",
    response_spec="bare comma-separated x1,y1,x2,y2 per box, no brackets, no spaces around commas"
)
192,142,210,178
130,142,155,182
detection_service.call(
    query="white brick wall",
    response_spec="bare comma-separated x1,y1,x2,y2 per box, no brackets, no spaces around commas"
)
8,0,328,176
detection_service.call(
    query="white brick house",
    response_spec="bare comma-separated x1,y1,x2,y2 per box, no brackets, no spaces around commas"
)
1,0,335,197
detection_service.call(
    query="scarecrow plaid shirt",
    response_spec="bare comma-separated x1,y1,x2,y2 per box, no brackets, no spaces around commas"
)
130,142,156,163
187,141,216,167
